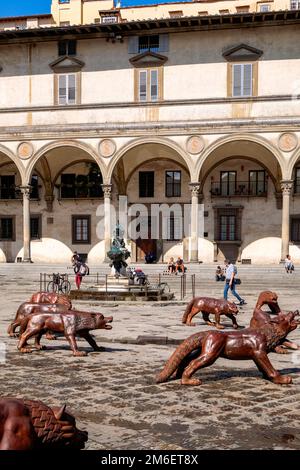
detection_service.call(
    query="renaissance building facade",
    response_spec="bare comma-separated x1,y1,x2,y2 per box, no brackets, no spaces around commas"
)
0,0,300,264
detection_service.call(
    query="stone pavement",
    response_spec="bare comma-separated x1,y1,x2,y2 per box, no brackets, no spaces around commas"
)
0,264,300,450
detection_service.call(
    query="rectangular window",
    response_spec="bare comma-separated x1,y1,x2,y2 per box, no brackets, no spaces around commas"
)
59,21,70,26
291,218,300,242
220,215,236,241
58,73,76,105
72,215,91,244
58,40,76,56
259,4,271,11
30,215,41,240
167,215,182,241
0,175,15,199
139,171,154,198
294,168,300,193
233,63,253,97
139,70,147,102
138,35,160,53
30,175,39,199
166,171,181,197
249,170,267,195
290,1,300,9
219,9,229,14
61,173,76,198
169,11,183,18
236,6,250,13
0,217,14,240
220,171,236,196
138,69,160,102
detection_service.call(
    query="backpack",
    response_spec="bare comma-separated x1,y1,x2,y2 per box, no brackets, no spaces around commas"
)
79,264,89,276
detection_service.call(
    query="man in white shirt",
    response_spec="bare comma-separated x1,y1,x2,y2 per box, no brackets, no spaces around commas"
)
223,259,246,306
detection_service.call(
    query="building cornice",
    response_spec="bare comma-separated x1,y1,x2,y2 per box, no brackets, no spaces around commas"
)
0,11,300,44
1,117,300,141
0,94,297,114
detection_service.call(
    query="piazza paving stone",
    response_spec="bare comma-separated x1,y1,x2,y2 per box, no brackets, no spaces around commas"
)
0,264,300,450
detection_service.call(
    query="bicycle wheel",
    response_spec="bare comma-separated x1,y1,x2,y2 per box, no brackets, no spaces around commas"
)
159,282,170,294
60,280,71,294
47,281,58,293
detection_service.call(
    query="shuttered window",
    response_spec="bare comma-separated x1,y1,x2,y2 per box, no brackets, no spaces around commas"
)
232,63,252,97
58,74,76,105
128,34,169,54
138,69,159,102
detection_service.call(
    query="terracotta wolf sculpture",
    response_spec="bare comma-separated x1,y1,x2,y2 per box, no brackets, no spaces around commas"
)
250,290,299,353
18,311,113,356
182,297,239,329
8,302,70,338
0,398,87,450
156,310,299,386
29,292,72,309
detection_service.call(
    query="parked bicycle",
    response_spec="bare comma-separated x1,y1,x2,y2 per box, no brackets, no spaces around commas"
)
47,273,71,294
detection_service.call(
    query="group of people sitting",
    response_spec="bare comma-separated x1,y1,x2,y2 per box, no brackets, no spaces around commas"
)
166,257,186,274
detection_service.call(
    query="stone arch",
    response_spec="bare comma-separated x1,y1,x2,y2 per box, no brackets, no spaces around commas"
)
106,136,195,183
285,146,300,180
195,134,286,182
25,140,107,184
0,143,25,183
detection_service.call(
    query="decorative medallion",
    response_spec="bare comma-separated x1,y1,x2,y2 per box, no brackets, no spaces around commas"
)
17,142,34,160
186,136,205,155
99,139,116,158
278,133,298,152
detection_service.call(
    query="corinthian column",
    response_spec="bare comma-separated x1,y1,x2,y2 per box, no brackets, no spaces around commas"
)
101,184,113,262
280,180,293,262
189,182,201,263
20,185,32,263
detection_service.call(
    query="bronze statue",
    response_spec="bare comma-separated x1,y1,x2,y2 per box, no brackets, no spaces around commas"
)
182,297,239,329
29,292,72,309
18,311,113,356
0,398,87,449
156,310,299,386
250,290,299,353
8,302,70,338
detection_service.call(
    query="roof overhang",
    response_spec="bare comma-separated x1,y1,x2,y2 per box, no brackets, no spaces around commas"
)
0,10,299,43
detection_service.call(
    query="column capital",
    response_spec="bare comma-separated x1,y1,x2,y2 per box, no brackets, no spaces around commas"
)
19,185,32,199
280,180,293,195
101,183,112,199
189,182,201,197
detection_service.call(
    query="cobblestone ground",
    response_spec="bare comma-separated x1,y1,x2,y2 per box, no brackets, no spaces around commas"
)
0,267,300,450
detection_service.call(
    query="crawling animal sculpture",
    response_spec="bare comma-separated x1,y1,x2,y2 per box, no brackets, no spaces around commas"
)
250,291,299,353
29,292,72,309
0,398,87,449
156,310,299,386
182,297,239,329
7,302,70,338
18,311,113,356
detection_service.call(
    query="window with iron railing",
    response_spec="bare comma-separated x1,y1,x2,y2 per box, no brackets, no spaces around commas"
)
138,35,160,53
60,171,103,199
211,170,267,197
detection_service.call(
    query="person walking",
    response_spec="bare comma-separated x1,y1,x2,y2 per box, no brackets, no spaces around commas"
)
74,261,89,290
223,259,246,305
